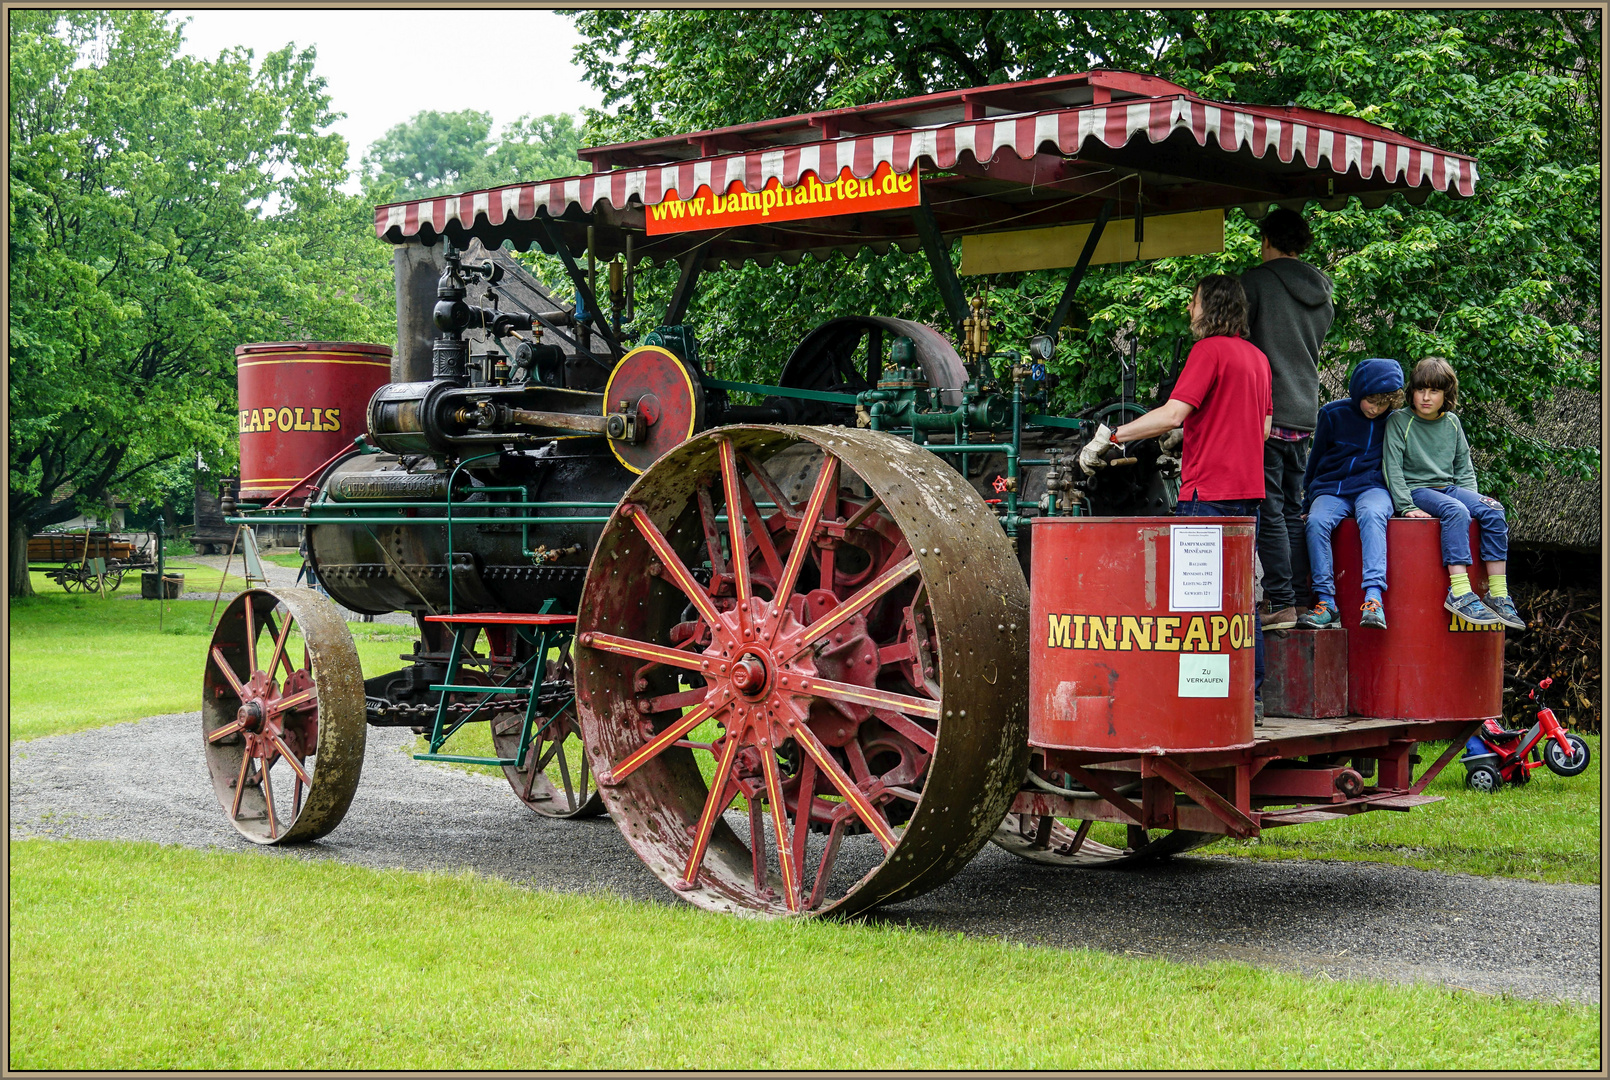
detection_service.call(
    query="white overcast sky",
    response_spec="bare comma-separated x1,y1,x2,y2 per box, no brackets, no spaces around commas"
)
170,9,603,188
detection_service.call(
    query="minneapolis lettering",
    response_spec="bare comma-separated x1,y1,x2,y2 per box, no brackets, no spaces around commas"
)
1448,613,1503,633
1047,612,1254,652
240,406,342,434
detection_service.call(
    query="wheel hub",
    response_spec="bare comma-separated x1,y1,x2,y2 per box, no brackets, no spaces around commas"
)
730,652,770,697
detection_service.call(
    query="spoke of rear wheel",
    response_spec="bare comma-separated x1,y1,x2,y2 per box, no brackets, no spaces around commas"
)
623,504,721,627
585,632,718,674
789,554,920,659
773,457,837,614
789,720,897,850
739,451,796,516
736,470,784,583
683,725,744,886
796,676,940,719
790,754,817,881
760,745,801,912
717,438,752,610
610,696,729,783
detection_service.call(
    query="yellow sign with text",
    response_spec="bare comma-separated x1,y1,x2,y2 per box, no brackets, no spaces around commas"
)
240,406,342,434
1046,612,1255,652
646,162,919,235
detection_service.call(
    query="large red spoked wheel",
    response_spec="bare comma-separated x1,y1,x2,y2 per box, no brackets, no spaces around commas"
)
575,426,1030,917
202,588,366,844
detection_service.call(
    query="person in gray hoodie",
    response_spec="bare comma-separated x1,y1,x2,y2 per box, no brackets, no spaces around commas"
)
1241,207,1335,629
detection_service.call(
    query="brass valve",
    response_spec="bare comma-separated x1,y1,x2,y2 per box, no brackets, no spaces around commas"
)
961,293,991,364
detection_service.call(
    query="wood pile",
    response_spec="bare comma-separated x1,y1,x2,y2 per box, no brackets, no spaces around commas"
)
1504,581,1601,733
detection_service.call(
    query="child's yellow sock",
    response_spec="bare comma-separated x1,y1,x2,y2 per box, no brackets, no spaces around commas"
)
1488,573,1508,598
1449,571,1473,597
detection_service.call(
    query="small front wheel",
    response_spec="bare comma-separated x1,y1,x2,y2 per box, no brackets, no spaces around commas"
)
1464,763,1502,793
1543,733,1591,777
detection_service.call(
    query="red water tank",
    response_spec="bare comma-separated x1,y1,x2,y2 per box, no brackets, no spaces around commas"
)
1333,517,1503,720
1029,516,1257,754
235,341,392,503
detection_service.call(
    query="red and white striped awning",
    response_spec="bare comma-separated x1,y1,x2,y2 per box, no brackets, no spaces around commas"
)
376,80,1477,247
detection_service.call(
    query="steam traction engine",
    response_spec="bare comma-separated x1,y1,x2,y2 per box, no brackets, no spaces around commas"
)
204,70,1499,915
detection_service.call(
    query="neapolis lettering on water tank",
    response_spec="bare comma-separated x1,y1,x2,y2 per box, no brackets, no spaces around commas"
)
239,407,342,433
1046,612,1254,652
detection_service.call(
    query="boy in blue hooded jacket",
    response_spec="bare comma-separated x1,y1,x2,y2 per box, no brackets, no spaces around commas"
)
1296,358,1406,629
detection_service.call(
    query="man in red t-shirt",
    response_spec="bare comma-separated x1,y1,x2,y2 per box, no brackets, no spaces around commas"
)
1079,274,1272,717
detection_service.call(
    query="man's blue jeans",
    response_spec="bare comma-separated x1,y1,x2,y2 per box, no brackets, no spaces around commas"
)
1306,488,1393,598
1410,486,1509,566
1176,495,1263,698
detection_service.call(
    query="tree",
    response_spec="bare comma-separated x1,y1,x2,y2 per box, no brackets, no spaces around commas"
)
8,11,394,596
361,109,584,200
568,9,1599,493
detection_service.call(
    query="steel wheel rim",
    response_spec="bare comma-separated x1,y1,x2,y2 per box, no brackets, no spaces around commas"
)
575,426,1029,917
202,588,366,844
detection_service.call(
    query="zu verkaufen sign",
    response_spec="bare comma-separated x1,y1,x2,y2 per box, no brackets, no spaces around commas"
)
645,162,920,235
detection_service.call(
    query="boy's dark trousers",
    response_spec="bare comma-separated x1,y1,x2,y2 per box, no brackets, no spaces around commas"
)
1176,496,1264,699
1259,437,1311,610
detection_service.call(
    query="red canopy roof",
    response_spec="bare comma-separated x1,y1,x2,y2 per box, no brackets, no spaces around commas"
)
375,69,1477,269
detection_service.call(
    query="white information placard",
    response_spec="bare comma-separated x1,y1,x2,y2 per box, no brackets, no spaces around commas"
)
1178,654,1230,698
1170,524,1223,611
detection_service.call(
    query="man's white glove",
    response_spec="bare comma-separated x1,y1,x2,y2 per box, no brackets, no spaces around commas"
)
1078,424,1115,476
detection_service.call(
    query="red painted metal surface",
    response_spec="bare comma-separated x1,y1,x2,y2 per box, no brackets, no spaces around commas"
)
1262,628,1348,718
235,342,391,503
1029,516,1256,754
1333,517,1503,719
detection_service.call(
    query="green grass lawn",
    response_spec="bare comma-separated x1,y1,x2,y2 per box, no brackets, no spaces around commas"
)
261,551,306,569
8,582,411,743
9,839,1598,1071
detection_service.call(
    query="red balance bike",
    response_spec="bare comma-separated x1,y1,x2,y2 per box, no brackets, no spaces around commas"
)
1461,675,1592,792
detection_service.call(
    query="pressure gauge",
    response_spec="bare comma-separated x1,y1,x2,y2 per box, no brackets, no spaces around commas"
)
1027,333,1055,362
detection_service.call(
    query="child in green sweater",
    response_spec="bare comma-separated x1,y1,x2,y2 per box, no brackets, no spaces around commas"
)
1382,358,1526,630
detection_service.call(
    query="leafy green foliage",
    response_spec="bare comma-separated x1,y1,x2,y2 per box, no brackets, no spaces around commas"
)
8,11,395,595
361,110,585,201
567,10,1598,493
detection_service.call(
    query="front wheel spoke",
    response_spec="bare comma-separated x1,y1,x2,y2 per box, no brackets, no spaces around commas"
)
268,688,317,716
796,676,941,720
272,735,312,788
683,725,745,885
260,762,278,839
624,504,722,627
207,718,248,744
243,595,259,675
210,648,248,698
773,457,837,613
791,554,919,659
585,633,717,674
759,746,801,912
611,696,728,782
230,749,253,819
556,743,576,809
264,612,297,684
789,722,897,851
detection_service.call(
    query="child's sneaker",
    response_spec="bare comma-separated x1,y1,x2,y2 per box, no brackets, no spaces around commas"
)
1359,599,1387,629
1445,590,1501,625
1483,592,1526,630
1297,599,1338,628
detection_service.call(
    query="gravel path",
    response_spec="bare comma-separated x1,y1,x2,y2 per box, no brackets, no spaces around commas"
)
10,712,1600,1005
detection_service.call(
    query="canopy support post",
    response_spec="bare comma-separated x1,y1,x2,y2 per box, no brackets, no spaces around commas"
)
662,242,711,327
1041,198,1115,341
536,212,622,363
909,193,970,344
